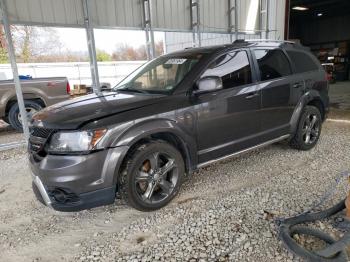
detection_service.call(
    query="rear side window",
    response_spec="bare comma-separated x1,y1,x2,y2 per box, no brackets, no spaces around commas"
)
201,51,252,89
254,49,292,81
286,50,319,73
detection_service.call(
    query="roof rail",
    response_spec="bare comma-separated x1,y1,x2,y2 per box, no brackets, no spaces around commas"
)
242,39,296,44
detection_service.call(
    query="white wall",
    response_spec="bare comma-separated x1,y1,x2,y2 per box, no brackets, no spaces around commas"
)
0,61,145,87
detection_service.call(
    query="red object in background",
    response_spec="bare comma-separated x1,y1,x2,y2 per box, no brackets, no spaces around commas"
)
66,82,71,94
322,63,336,84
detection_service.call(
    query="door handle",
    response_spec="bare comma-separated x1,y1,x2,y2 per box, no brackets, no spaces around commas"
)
245,92,259,99
293,82,303,88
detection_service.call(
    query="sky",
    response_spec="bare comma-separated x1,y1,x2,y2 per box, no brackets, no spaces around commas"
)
56,28,164,54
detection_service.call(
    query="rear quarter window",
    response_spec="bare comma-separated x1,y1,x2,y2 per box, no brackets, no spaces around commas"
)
286,50,319,73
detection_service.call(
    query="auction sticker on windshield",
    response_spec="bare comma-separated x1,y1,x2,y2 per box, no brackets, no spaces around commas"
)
165,58,187,64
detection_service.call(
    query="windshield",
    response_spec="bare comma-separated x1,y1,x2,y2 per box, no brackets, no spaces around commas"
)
113,54,202,94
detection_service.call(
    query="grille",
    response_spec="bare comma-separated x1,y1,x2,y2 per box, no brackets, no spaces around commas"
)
30,127,54,138
29,127,55,160
29,142,42,152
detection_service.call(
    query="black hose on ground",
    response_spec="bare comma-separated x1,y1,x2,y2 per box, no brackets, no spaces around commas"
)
279,199,350,262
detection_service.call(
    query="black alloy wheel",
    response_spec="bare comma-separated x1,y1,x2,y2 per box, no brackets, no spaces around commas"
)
134,151,179,204
119,141,185,211
302,113,320,145
290,105,322,150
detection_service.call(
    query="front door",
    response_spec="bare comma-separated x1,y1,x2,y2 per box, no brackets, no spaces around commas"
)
195,50,261,164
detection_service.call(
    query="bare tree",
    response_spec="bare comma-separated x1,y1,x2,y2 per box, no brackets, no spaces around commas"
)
112,41,164,61
155,41,164,57
12,26,64,62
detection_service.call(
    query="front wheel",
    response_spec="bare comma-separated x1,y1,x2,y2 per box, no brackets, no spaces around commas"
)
289,105,322,150
119,141,185,211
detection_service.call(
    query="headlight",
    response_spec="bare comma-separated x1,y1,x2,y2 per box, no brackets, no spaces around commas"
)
48,129,107,153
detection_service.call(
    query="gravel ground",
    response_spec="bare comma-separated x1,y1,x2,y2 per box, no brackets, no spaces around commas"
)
0,120,349,262
0,120,24,145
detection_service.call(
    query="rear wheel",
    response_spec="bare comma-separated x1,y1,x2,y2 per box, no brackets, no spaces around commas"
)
289,105,322,150
8,100,42,131
119,141,185,211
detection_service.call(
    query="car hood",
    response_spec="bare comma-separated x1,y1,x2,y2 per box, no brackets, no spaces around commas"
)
31,91,165,129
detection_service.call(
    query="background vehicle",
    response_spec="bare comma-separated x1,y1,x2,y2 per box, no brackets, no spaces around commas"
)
29,40,329,212
0,77,70,131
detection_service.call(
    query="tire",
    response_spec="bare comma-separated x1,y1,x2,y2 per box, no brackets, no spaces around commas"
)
8,100,42,131
119,140,185,211
289,105,322,150
2,116,9,124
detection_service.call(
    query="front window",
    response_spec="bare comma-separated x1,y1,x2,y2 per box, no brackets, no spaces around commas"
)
113,54,202,94
201,51,252,89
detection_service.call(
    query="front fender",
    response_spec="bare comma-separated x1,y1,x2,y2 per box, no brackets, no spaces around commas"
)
104,118,198,171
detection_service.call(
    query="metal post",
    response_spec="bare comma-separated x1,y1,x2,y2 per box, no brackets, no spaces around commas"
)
190,0,201,47
259,0,269,39
82,0,100,94
234,0,238,39
228,0,237,42
196,0,201,47
0,0,29,140
144,29,151,60
259,0,263,39
190,0,196,47
163,32,168,54
228,0,232,42
143,0,155,60
148,0,156,57
142,0,149,59
265,0,270,39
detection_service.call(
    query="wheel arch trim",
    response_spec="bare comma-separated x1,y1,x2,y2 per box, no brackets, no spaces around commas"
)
109,118,198,174
5,94,46,114
290,90,325,134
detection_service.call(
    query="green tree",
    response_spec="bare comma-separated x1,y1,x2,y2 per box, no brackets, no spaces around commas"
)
0,48,8,63
0,25,8,63
96,49,111,61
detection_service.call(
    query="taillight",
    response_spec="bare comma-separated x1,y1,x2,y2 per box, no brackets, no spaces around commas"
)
66,82,71,94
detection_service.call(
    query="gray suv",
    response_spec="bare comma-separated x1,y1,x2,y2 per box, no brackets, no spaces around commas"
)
29,40,329,212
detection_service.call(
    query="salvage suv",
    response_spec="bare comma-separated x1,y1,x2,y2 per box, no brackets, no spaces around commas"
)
29,40,329,212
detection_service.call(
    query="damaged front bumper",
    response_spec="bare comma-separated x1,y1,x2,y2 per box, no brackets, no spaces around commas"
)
29,146,129,212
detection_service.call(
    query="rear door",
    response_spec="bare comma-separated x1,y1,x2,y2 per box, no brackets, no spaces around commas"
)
251,48,297,140
285,49,325,98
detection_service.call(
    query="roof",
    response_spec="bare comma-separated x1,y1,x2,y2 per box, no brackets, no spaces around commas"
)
169,40,307,56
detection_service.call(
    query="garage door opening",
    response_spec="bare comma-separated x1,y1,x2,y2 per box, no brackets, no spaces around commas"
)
287,0,350,117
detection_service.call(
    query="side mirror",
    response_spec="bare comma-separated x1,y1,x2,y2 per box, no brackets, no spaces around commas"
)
193,76,223,95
